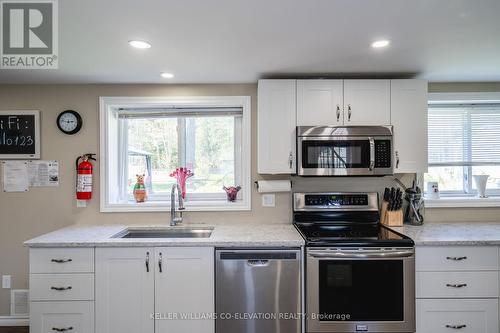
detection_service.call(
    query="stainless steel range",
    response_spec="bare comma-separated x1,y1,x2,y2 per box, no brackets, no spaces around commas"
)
294,192,415,333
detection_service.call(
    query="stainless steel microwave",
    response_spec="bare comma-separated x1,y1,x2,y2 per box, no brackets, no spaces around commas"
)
297,126,393,176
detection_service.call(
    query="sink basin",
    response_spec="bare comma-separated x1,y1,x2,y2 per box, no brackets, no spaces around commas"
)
112,227,213,239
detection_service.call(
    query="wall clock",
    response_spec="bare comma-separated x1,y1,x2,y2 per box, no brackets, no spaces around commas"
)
57,110,83,135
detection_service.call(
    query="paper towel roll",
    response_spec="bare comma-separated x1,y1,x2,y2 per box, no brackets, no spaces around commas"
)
256,180,291,193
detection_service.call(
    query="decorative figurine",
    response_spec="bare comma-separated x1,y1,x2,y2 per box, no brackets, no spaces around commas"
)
170,167,194,199
223,185,241,202
133,174,148,203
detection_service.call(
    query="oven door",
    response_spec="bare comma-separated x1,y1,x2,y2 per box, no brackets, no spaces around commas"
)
298,136,377,176
306,248,415,333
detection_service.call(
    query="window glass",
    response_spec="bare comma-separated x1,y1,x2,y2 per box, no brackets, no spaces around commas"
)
426,103,500,196
122,114,240,200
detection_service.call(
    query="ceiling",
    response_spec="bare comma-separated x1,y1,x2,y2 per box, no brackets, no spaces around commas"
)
1,0,499,84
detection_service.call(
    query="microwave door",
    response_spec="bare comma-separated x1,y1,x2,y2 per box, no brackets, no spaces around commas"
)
299,138,372,176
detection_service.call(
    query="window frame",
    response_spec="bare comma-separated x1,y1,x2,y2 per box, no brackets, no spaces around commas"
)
99,96,252,212
426,92,500,205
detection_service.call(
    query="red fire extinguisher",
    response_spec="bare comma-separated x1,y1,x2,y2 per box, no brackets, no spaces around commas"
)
76,153,96,201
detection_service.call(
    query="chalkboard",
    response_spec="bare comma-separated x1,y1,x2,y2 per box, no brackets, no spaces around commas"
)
0,110,40,159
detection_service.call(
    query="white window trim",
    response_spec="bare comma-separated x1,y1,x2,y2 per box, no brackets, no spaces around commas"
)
99,96,252,212
425,196,500,208
426,92,500,208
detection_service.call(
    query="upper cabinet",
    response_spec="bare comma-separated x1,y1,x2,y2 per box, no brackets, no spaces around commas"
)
258,79,297,174
297,79,391,126
391,79,428,173
343,80,391,125
297,80,344,126
257,79,428,174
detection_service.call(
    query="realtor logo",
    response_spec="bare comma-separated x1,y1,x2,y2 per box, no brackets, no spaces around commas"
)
1,0,58,69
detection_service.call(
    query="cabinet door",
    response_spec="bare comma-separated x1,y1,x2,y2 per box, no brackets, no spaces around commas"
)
95,248,154,333
31,301,94,333
391,79,428,173
297,80,344,126
155,247,214,333
258,79,296,174
344,80,391,125
417,299,498,333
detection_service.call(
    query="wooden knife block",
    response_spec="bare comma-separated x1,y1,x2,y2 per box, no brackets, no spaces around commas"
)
381,201,404,227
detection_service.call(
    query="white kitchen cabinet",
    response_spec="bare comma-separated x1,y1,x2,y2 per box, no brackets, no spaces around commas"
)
391,79,428,173
95,247,214,333
415,246,499,333
343,80,391,125
297,80,343,126
257,79,297,174
154,247,214,333
30,301,94,333
417,299,498,333
95,247,155,333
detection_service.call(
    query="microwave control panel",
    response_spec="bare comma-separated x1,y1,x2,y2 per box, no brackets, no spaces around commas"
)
374,140,391,168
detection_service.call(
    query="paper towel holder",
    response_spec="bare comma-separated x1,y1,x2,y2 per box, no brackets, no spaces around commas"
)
254,180,293,190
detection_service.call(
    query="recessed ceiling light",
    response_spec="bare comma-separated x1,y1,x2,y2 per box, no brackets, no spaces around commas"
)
160,72,175,79
372,40,390,48
128,40,151,49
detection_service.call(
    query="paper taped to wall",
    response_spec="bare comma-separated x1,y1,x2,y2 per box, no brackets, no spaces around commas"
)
2,161,29,192
28,160,59,186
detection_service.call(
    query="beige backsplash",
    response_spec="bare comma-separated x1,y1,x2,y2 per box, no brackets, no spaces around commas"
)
1,82,500,316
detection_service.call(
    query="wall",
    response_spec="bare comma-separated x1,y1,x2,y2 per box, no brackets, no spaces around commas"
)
0,82,500,316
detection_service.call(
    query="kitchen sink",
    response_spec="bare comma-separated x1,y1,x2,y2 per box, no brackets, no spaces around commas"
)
112,227,213,239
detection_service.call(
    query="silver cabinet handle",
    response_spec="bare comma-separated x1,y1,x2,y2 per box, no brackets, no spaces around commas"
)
395,150,400,169
446,324,466,329
145,252,150,272
52,327,73,332
51,259,72,263
446,256,467,261
446,283,467,288
158,252,163,273
50,286,72,291
336,105,341,122
347,104,352,121
288,151,293,169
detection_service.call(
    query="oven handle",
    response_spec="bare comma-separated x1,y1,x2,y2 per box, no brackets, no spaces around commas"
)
308,249,414,259
369,137,375,171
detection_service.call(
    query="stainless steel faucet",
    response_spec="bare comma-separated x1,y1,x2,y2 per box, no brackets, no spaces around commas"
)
170,184,185,226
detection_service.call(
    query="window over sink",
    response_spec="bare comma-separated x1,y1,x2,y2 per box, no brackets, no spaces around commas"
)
425,93,500,206
100,96,251,212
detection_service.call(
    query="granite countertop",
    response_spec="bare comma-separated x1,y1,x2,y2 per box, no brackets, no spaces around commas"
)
391,221,500,246
24,223,305,248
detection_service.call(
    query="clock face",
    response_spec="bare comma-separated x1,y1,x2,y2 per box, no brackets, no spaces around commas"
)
57,110,82,134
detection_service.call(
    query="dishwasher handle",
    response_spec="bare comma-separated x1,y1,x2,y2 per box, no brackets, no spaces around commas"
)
218,251,298,260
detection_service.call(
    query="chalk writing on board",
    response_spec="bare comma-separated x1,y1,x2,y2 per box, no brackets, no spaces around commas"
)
0,114,37,155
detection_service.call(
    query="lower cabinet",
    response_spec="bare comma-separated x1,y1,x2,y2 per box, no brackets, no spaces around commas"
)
30,301,94,333
95,247,214,333
415,246,500,333
417,299,499,333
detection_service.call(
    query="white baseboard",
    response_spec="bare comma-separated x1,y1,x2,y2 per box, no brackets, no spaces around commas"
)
0,316,29,326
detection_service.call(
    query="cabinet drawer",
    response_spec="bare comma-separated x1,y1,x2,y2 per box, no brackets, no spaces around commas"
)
30,301,94,333
30,274,94,301
417,271,498,298
416,246,498,271
30,248,94,273
416,299,498,333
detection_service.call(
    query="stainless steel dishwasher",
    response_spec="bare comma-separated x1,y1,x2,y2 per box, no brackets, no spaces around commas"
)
216,248,301,333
